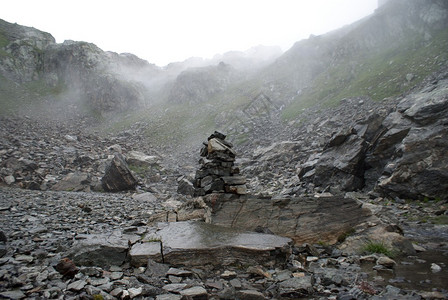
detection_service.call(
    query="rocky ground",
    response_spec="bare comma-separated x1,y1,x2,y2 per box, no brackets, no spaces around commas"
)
1,67,447,299
1,186,447,300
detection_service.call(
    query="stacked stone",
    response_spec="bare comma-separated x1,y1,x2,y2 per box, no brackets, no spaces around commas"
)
194,132,247,196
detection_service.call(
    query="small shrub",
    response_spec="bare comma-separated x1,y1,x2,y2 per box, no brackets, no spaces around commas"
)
317,240,329,247
362,241,395,257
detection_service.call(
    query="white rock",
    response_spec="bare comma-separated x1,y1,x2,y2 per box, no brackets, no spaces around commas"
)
412,244,426,252
128,287,142,298
306,256,319,262
108,144,122,154
64,135,78,142
4,175,15,185
431,263,442,273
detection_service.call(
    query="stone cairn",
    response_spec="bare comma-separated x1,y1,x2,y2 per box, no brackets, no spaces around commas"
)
194,131,247,196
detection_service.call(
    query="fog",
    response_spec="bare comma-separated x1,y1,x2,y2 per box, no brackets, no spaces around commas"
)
2,0,378,66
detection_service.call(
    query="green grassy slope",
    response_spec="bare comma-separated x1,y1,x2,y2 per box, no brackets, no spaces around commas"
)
281,28,448,120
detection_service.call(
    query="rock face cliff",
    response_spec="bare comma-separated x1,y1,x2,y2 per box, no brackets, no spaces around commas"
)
0,20,155,113
300,67,448,200
168,62,240,104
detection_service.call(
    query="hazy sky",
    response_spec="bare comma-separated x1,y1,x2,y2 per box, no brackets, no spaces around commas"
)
2,0,378,66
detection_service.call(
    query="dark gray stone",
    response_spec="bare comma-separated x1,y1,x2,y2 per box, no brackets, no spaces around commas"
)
68,232,138,267
101,153,138,192
278,276,314,297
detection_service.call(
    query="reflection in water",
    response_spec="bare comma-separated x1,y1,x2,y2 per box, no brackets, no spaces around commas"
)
156,221,290,250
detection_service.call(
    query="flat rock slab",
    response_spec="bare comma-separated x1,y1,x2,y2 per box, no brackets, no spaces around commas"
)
69,232,139,267
204,194,372,245
71,221,292,269
129,242,162,267
133,221,292,268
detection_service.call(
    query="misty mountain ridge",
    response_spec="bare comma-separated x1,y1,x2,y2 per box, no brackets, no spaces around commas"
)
0,0,447,147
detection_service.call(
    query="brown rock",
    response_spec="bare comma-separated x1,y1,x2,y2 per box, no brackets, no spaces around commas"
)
55,258,79,278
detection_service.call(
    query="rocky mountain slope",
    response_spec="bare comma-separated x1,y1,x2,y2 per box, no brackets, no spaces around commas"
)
1,0,447,199
1,0,448,299
0,19,161,115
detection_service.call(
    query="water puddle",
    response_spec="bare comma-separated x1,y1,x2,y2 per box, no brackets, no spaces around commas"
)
362,240,448,292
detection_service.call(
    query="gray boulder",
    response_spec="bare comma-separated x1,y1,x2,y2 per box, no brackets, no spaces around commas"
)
313,134,366,191
177,177,196,196
101,153,138,192
377,123,448,199
68,232,139,267
51,172,91,192
278,276,314,298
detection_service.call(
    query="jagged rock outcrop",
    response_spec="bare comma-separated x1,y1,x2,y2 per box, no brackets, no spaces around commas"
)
374,76,448,199
0,19,148,113
43,40,146,112
168,62,239,104
0,19,55,83
300,68,448,199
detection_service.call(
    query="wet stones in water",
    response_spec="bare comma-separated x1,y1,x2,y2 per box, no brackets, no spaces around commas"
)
194,131,247,196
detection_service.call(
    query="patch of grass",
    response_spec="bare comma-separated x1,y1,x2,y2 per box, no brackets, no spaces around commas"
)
232,132,250,146
429,215,448,225
362,241,395,258
128,164,149,176
144,236,162,243
317,240,329,247
0,30,9,48
0,29,11,57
